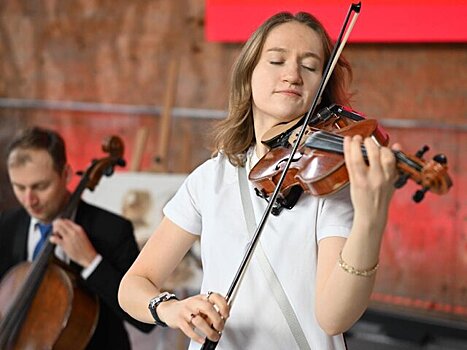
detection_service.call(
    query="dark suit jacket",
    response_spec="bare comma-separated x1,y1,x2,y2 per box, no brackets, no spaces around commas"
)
0,200,154,349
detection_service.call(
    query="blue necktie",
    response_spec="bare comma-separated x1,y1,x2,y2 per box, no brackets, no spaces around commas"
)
33,223,52,260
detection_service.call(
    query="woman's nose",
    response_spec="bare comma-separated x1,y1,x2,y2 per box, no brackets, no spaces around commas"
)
282,63,302,85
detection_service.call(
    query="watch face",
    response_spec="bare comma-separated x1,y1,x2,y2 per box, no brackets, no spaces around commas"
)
158,292,171,301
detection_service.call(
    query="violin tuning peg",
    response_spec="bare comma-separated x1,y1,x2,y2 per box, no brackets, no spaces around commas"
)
415,145,430,159
433,154,447,165
394,174,410,189
413,187,429,203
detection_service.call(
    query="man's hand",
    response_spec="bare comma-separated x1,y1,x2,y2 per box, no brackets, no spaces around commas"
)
50,218,98,267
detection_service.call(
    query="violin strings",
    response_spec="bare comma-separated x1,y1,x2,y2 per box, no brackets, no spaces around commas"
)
306,130,423,171
306,131,357,150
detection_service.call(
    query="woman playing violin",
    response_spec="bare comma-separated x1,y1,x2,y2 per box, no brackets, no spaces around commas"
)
118,11,398,350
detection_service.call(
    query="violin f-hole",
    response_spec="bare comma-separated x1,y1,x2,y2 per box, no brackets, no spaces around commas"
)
274,153,302,171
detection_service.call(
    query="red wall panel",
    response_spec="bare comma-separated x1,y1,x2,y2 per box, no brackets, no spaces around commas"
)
206,0,467,43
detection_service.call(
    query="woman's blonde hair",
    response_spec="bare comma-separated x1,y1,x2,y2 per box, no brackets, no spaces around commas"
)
211,11,353,166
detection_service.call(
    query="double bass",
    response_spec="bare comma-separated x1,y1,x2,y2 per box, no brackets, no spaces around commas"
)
0,136,125,349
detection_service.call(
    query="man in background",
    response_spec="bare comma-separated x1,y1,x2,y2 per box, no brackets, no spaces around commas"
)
0,126,153,349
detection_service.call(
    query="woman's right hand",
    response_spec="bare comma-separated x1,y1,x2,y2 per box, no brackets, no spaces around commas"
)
157,291,230,344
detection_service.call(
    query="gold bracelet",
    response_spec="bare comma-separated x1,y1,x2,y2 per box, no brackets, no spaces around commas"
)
338,251,379,277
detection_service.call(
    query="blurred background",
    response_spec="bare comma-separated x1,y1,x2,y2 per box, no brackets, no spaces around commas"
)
0,1,466,349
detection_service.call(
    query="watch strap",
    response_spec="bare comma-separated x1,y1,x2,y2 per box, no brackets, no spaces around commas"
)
148,292,178,327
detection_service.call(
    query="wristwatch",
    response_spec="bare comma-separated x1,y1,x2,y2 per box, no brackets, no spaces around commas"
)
148,291,178,327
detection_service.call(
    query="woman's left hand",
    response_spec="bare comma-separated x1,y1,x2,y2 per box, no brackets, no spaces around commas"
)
343,135,398,233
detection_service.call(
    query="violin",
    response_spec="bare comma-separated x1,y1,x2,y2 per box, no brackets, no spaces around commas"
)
0,136,126,350
249,104,453,213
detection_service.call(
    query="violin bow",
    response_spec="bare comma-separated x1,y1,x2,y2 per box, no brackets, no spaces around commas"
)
200,3,362,349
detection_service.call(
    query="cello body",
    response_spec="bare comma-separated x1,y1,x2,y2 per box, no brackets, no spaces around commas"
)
0,262,99,350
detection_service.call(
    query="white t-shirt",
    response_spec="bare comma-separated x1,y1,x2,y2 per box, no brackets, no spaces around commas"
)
164,150,354,350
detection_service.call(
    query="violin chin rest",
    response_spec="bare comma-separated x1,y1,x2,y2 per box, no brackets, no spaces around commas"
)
261,117,302,145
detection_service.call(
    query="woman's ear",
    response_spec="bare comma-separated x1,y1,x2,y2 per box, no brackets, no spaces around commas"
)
64,164,73,184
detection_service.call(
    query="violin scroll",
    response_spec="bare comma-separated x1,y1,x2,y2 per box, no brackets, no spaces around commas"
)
394,147,452,203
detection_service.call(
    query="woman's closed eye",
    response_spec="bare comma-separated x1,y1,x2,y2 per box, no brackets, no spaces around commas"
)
302,65,317,72
269,60,317,72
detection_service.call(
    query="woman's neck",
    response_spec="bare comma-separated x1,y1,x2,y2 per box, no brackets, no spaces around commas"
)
253,117,280,159
254,142,268,159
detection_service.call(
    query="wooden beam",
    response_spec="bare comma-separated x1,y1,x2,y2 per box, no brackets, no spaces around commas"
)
129,126,149,171
152,59,180,172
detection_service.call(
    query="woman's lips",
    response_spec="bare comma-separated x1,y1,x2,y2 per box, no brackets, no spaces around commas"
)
276,89,302,97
